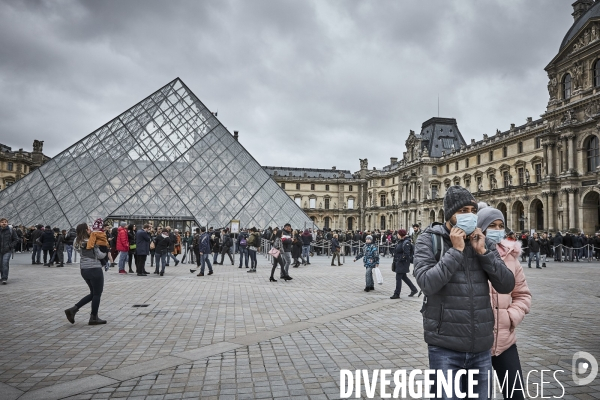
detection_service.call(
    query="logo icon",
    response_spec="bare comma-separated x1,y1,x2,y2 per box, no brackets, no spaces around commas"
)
572,351,598,385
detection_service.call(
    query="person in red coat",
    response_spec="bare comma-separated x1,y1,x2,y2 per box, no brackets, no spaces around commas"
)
116,222,129,274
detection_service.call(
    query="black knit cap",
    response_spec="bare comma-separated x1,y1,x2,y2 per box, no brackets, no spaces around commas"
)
443,185,478,221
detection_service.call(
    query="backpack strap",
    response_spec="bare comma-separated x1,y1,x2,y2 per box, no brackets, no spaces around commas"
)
430,233,444,262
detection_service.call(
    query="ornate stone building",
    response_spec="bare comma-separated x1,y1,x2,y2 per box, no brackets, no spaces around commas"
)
267,1,600,234
0,140,49,191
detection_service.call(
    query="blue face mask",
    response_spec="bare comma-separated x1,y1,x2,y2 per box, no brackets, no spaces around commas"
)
486,229,505,244
454,213,478,235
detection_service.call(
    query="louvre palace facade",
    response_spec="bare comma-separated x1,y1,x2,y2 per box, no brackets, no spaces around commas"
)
267,0,600,235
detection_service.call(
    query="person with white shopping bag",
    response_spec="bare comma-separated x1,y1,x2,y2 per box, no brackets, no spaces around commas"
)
354,235,380,292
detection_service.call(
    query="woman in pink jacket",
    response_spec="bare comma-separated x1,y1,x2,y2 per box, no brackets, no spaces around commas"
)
477,204,532,400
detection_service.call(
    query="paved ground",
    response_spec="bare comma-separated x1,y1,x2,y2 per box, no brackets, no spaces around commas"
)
0,251,598,399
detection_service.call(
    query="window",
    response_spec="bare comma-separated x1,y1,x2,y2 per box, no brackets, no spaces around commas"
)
347,198,354,209
518,168,524,185
560,151,564,172
465,179,470,189
445,182,450,190
563,73,572,99
281,182,285,189
446,164,449,173
325,198,330,209
295,197,301,207
465,158,469,168
431,185,438,199
477,154,481,165
381,179,385,186
309,198,316,209
380,194,386,206
489,150,493,162
324,217,331,229
432,166,437,175
535,163,542,182
587,136,600,172
295,183,300,190
455,161,459,170
535,137,541,149
517,142,523,154
349,185,353,191
325,184,330,191
392,177,395,184
310,184,315,190
503,146,508,158
476,177,482,188
7,162,13,171
6,181,13,187
595,60,600,87
504,171,510,187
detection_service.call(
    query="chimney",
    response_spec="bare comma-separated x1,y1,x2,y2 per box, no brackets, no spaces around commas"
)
233,131,239,141
572,0,594,21
390,157,398,164
332,166,336,170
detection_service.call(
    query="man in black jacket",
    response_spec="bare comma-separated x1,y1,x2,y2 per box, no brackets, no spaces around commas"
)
413,186,515,398
563,233,573,261
0,218,19,284
31,224,43,265
63,227,76,264
528,232,541,269
390,229,418,299
553,232,563,261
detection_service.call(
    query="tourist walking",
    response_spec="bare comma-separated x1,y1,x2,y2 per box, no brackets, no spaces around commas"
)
135,224,151,276
390,229,418,299
527,232,541,269
269,230,291,282
477,204,531,400
354,235,379,292
280,224,294,279
31,224,43,264
330,234,342,266
116,222,129,274
64,223,107,325
40,225,55,266
0,218,19,284
247,227,260,272
301,229,312,265
217,228,234,265
154,229,171,276
197,226,213,276
127,224,136,273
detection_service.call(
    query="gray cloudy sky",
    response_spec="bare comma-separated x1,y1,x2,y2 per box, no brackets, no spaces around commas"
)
0,0,573,172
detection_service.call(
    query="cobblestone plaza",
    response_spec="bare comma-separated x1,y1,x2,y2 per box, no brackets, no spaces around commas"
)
0,254,598,399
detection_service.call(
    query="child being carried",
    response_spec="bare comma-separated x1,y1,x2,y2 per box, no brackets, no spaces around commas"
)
88,218,110,271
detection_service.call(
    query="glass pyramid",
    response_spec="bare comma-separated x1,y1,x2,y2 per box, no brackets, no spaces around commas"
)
0,78,314,230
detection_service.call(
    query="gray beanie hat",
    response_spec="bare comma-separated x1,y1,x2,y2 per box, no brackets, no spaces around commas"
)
366,235,373,241
443,185,478,221
120,221,127,227
476,202,505,232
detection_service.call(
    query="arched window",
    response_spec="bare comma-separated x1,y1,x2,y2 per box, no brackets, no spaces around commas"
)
594,60,600,87
587,136,599,172
563,73,572,99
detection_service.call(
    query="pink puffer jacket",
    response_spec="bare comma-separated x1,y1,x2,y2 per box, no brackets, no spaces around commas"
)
490,239,532,356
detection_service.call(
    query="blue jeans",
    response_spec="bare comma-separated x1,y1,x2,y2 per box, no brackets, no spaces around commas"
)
155,252,167,273
365,267,374,288
118,251,128,271
1,252,11,281
65,244,73,263
238,246,248,267
212,251,219,263
302,245,310,263
428,345,492,400
200,253,213,274
528,251,540,268
32,244,41,263
248,248,257,269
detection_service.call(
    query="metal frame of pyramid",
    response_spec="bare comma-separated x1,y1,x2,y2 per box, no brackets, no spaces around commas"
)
0,78,314,230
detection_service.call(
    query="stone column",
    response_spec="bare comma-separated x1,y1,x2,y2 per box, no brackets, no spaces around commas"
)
562,138,568,172
561,189,568,230
547,143,555,176
542,192,549,231
547,192,555,231
543,145,549,176
568,189,576,230
566,137,574,171
569,135,577,172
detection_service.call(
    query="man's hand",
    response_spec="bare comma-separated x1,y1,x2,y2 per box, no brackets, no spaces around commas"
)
450,227,466,252
470,228,486,255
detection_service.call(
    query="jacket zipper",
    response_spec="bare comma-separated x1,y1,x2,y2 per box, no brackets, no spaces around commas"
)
493,291,499,355
465,246,475,353
437,302,444,334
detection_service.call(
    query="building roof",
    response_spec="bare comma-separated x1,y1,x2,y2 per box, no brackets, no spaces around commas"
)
263,166,353,179
560,1,600,50
418,117,467,158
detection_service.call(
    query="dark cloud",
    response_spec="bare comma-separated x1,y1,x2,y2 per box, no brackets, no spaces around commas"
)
0,0,574,171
